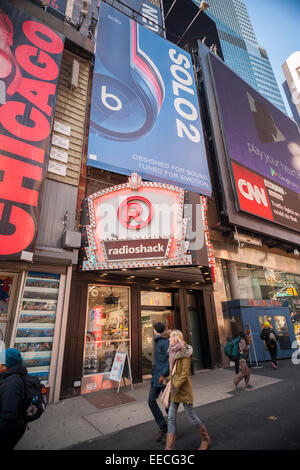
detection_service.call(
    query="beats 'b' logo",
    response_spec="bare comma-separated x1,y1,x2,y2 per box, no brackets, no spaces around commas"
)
232,162,273,221
117,196,153,229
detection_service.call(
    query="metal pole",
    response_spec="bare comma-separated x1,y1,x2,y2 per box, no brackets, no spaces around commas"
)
249,325,262,368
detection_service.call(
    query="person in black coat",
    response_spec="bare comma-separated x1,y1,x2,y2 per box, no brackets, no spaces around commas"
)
148,322,170,442
0,348,28,450
260,321,279,369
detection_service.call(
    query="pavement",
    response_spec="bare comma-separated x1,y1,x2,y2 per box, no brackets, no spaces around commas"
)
15,362,285,451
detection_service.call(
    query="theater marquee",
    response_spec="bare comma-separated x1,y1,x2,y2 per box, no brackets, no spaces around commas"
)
79,173,199,271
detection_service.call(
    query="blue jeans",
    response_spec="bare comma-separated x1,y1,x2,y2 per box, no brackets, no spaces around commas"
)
148,385,168,430
167,401,202,434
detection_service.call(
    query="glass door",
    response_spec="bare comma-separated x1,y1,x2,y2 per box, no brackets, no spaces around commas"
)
141,290,174,377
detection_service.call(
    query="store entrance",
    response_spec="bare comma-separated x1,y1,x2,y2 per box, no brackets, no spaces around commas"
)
141,291,174,377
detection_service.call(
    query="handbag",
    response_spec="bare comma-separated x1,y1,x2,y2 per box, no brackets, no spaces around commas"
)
160,362,177,408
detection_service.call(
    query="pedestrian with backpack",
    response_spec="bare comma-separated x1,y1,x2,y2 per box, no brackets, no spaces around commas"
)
260,321,279,369
0,348,28,450
233,332,254,391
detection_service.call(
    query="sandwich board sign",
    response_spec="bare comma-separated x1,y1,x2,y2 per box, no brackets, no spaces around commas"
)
109,351,133,393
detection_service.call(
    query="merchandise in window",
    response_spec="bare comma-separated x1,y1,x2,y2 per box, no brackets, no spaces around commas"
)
83,285,130,376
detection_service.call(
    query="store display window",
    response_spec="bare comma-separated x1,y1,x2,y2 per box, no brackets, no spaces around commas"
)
83,285,130,376
0,274,14,344
14,272,60,384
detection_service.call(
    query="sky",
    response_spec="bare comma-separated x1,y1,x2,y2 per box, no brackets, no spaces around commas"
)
243,0,300,117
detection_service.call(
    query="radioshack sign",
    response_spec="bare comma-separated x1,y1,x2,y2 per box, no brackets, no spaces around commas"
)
79,173,211,271
0,1,64,260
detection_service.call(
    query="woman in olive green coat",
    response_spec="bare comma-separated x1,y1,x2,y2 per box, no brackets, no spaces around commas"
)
165,330,211,451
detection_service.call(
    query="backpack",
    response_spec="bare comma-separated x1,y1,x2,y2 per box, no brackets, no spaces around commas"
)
20,375,48,423
269,331,277,343
224,337,240,361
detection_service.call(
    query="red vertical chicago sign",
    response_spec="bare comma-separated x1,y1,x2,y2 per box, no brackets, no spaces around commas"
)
0,1,64,259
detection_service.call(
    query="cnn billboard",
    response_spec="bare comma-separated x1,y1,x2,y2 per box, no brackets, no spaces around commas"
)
208,52,300,233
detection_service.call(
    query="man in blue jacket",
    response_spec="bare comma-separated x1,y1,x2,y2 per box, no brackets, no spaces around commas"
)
148,322,170,442
0,348,28,449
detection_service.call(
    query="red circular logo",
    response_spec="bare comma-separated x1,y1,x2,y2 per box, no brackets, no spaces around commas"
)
117,196,153,229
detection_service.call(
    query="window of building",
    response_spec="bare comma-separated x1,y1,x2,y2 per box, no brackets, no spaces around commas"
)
83,285,130,376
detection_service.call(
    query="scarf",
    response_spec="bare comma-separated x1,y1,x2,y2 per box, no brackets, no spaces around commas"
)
169,341,185,368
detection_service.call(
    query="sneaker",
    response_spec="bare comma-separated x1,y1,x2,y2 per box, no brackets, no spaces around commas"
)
272,362,278,370
245,385,254,391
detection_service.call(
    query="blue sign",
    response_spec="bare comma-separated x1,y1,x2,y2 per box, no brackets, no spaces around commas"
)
87,2,212,196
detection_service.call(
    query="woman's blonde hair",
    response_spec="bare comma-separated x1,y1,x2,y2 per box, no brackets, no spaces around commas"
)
170,329,184,343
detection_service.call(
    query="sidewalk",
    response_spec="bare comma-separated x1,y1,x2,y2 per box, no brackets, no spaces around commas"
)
15,367,282,450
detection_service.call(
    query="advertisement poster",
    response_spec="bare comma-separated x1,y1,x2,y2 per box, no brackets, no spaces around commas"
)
0,1,64,260
71,0,163,39
208,52,300,232
87,2,211,196
33,0,67,14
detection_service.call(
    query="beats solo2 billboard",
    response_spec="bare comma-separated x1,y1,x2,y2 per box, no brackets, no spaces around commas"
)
208,52,300,233
87,2,212,196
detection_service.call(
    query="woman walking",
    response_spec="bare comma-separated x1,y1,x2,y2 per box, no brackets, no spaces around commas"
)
165,329,211,451
233,332,253,390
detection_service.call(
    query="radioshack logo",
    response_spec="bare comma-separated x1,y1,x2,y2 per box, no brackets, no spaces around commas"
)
117,196,153,230
232,162,273,220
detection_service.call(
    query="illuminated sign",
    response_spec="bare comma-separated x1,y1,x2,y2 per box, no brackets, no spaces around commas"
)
0,1,64,260
79,174,214,272
79,173,195,270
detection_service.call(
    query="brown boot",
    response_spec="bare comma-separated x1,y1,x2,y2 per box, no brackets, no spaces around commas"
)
165,433,176,450
155,424,167,442
198,424,211,450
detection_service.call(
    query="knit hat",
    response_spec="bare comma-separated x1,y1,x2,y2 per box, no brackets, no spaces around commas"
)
154,322,165,334
3,348,23,369
263,321,271,328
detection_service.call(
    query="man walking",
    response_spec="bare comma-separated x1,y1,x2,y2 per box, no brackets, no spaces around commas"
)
148,322,170,442
260,321,279,369
0,348,28,449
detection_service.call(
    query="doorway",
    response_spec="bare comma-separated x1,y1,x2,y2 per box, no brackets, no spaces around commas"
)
187,292,209,370
140,290,174,377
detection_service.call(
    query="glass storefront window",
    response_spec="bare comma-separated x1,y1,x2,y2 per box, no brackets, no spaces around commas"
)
141,308,174,376
14,272,60,384
274,316,288,332
258,315,274,329
0,274,14,344
83,285,130,376
141,291,172,307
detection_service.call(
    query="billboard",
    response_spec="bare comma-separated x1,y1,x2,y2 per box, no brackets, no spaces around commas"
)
0,1,64,260
87,2,211,196
208,52,300,233
33,0,67,14
70,0,163,39
79,172,210,271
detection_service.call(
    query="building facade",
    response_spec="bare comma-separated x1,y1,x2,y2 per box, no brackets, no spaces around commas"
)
194,0,287,114
282,52,300,127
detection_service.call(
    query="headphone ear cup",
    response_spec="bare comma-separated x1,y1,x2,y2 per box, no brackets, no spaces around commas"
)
90,73,157,141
